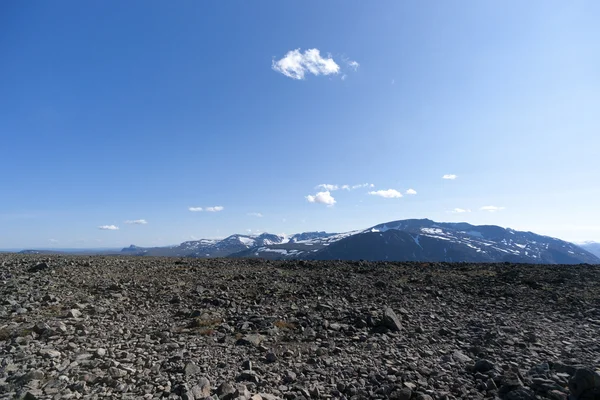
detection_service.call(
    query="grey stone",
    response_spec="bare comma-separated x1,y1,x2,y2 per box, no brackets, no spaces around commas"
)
452,350,472,364
216,382,236,398
237,370,260,384
266,352,277,363
505,388,535,400
390,388,412,400
382,307,402,331
234,383,251,399
237,334,265,347
28,262,49,273
32,322,50,334
185,362,201,376
67,309,82,318
23,391,41,400
108,367,127,378
284,371,297,383
191,377,211,398
39,348,61,359
474,359,495,373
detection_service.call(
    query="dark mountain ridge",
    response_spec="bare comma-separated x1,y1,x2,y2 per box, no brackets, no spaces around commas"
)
308,219,597,264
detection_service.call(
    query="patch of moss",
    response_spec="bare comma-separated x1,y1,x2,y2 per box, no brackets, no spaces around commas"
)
274,320,296,330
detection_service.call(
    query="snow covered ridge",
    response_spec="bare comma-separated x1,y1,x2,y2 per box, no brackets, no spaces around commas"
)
121,219,600,264
361,219,597,264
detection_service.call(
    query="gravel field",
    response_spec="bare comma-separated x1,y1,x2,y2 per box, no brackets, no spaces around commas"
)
1,255,600,400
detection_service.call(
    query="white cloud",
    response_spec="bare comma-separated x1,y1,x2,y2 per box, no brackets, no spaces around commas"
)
347,60,360,71
189,206,224,212
406,189,417,195
316,183,373,191
341,74,347,81
272,48,340,80
352,183,375,189
442,174,457,180
451,208,471,213
368,189,403,198
247,212,263,218
125,219,147,225
98,225,119,230
316,184,339,191
480,206,505,212
49,239,58,243
306,191,336,206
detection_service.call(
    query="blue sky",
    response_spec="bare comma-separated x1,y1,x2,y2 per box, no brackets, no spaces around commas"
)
1,0,599,248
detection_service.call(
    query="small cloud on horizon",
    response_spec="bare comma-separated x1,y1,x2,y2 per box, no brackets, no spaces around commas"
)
406,189,417,195
443,174,457,180
480,206,505,212
189,206,224,212
125,219,148,225
352,183,375,189
98,225,119,230
316,183,374,191
316,184,339,191
49,239,58,243
247,212,263,218
368,189,403,198
347,60,360,71
306,191,336,206
451,208,471,213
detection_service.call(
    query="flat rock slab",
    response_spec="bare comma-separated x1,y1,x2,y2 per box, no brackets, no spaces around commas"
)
237,334,265,347
382,307,402,331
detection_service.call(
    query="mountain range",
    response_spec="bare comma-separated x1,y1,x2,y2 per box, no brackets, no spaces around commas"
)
119,219,599,264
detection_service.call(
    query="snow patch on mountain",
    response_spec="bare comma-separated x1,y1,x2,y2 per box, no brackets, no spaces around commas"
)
237,236,255,247
412,235,422,248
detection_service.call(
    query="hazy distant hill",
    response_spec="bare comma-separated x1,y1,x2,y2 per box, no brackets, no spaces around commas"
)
579,242,600,259
17,248,122,255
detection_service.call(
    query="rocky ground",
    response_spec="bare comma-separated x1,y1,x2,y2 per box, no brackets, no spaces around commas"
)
1,255,600,400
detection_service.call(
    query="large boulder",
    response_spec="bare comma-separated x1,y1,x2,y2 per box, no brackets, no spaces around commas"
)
569,368,600,400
